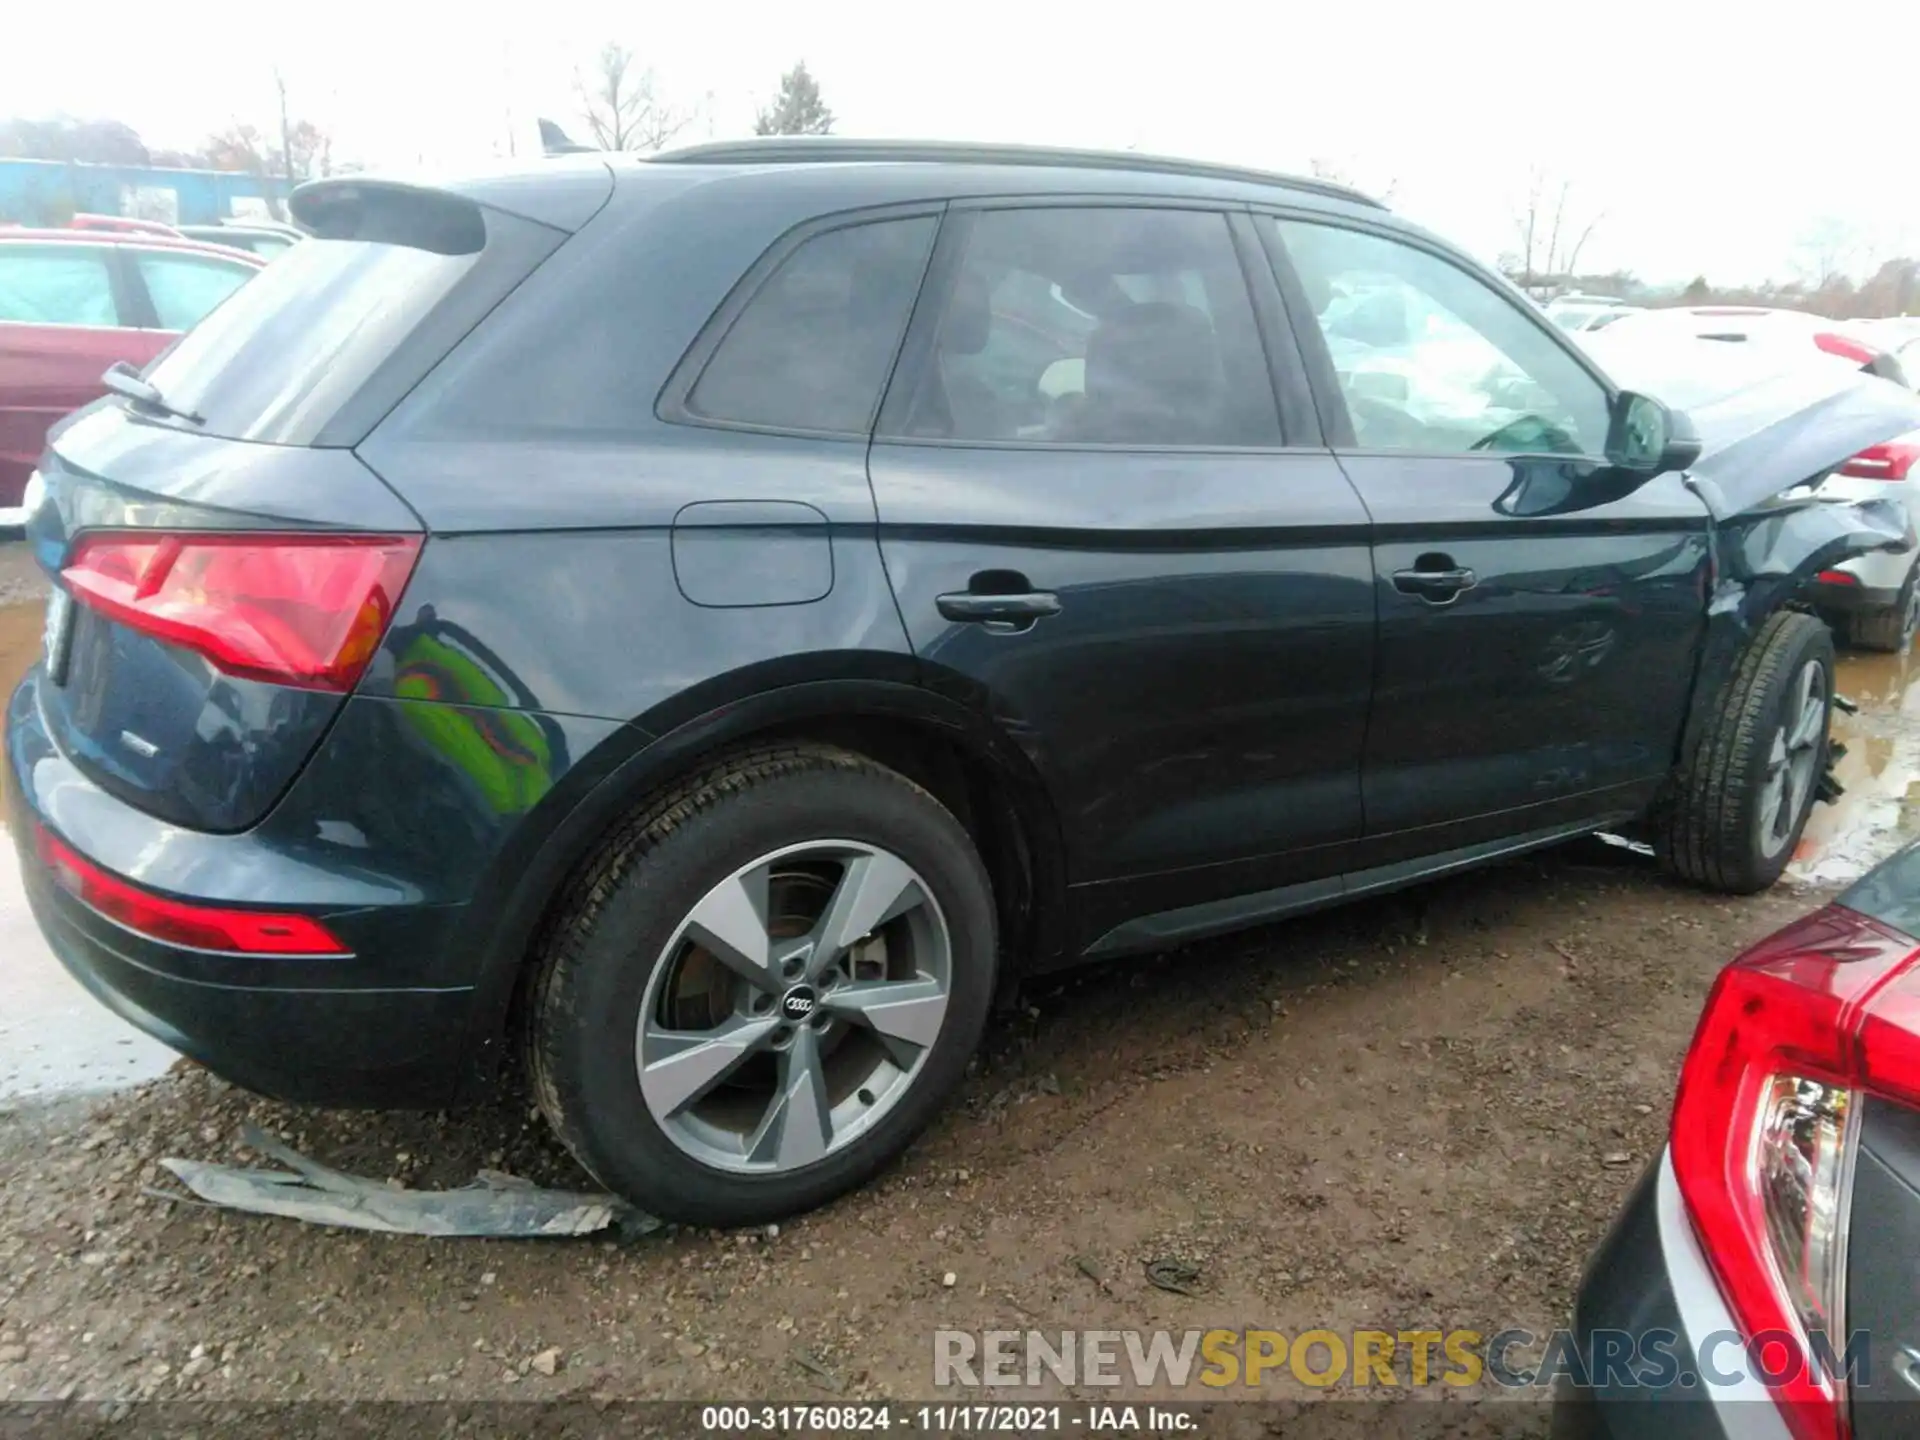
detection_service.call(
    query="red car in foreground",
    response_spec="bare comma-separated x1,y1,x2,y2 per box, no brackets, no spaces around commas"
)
0,229,263,511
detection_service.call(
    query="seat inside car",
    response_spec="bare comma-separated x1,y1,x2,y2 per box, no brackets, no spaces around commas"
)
1073,300,1224,443
914,269,1002,438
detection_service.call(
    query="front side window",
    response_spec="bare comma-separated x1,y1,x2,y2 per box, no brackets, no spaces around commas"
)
687,216,936,435
891,207,1280,447
0,247,118,326
132,251,255,332
1271,219,1609,456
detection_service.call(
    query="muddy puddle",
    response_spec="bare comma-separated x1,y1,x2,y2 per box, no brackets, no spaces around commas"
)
0,560,177,1102
1794,646,1920,885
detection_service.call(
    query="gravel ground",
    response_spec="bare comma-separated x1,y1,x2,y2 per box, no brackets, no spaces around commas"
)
0,843,1829,1426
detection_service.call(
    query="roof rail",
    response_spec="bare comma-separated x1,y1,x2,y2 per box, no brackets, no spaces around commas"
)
649,137,1384,210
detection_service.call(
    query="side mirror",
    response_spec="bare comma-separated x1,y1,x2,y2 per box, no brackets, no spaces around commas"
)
1606,391,1703,474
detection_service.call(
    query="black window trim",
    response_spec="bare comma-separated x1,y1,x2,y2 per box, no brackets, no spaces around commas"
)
118,244,257,331
875,194,1320,455
655,200,946,443
1252,206,1622,461
109,244,160,329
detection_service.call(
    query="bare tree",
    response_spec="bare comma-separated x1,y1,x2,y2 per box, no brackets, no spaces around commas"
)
1794,216,1866,291
0,115,149,165
575,42,695,154
1513,168,1604,287
201,97,334,221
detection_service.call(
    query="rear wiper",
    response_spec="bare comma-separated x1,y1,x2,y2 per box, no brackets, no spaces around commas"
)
101,361,203,426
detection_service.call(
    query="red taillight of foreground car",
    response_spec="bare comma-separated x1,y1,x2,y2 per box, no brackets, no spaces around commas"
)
1671,904,1920,1440
60,532,422,692
34,824,349,955
1838,431,1920,482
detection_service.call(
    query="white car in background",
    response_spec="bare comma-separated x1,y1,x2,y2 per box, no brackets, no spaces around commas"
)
1594,304,1910,385
1544,293,1643,333
1585,323,1920,651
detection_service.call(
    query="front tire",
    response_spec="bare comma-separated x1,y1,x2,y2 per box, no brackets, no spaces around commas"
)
1659,611,1834,894
528,744,997,1227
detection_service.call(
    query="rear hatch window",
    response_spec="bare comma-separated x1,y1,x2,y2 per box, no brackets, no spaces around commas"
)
139,184,563,447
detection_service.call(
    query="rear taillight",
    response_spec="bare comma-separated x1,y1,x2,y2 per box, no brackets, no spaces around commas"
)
1838,430,1920,482
35,823,349,955
1815,331,1882,368
1671,905,1920,1440
1814,570,1859,586
60,532,422,692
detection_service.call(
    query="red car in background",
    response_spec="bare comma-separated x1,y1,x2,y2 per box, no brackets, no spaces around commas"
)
0,229,263,512
65,213,187,239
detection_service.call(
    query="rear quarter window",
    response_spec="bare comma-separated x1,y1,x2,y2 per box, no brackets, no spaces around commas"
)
681,216,937,435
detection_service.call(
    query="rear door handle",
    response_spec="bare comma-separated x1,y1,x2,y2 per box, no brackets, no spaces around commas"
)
1392,567,1477,603
936,591,1062,623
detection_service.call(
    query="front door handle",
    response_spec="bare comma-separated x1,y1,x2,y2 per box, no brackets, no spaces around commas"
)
936,590,1062,623
1392,566,1478,604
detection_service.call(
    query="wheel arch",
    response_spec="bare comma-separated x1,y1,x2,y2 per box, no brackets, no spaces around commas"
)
1674,496,1910,781
448,676,1070,1099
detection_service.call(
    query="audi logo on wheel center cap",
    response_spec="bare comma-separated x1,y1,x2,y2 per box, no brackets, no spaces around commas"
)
781,986,818,1021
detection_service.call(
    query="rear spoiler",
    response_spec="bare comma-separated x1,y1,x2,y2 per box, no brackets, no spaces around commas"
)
292,158,613,238
539,119,598,156
290,181,487,254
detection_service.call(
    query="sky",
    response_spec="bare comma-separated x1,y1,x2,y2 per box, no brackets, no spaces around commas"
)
7,0,1917,287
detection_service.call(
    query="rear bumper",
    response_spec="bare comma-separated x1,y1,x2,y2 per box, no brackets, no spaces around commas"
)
1810,575,1903,613
1814,540,1917,609
1552,1150,1791,1440
7,666,476,1107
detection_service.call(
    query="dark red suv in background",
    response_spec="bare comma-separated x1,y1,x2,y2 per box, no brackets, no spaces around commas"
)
0,229,262,512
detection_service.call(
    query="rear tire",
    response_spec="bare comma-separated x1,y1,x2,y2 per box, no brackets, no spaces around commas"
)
1658,611,1834,894
528,744,996,1227
1844,563,1919,653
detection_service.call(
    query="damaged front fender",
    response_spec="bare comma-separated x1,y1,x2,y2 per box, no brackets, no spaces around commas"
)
1587,330,1920,714
1668,490,1911,819
1706,490,1913,631
1586,334,1920,814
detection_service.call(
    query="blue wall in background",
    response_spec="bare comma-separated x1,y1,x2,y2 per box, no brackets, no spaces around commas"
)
0,158,276,226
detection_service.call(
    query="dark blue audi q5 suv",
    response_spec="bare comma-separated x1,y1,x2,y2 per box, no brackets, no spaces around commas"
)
12,138,1920,1224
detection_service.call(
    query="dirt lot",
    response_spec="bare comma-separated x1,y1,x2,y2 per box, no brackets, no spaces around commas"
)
0,846,1822,1406
0,543,1911,1427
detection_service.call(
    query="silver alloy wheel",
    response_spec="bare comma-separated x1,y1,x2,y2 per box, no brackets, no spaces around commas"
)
635,840,952,1175
1756,658,1829,860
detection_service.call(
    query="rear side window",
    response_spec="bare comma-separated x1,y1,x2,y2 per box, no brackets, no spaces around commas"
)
887,207,1280,447
685,216,935,435
0,247,118,326
132,251,255,331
